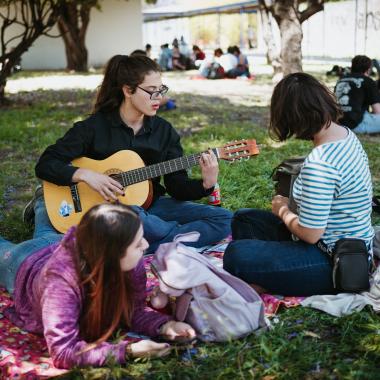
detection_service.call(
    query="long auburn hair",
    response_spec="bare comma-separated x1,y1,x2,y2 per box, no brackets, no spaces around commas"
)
93,54,160,114
72,203,141,344
269,72,342,141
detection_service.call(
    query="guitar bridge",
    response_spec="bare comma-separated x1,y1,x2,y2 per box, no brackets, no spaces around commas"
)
70,184,82,213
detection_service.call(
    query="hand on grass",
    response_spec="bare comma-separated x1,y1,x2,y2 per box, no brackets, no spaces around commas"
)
128,339,171,359
159,320,196,340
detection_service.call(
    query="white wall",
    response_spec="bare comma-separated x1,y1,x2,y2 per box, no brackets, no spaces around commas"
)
87,0,143,67
11,0,143,70
257,0,380,60
303,0,380,58
143,18,191,57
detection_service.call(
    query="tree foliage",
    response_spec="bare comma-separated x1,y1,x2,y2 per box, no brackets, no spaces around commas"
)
0,0,63,104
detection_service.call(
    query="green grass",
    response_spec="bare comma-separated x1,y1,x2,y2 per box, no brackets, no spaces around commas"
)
1,73,380,379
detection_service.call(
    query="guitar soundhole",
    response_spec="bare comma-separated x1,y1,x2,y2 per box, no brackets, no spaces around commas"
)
105,169,125,201
105,168,122,176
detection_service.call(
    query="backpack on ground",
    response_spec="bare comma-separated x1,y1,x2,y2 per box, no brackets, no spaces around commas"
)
151,233,267,342
207,62,225,79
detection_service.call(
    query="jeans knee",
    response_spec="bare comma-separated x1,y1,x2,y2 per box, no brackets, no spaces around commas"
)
210,206,233,221
223,241,242,275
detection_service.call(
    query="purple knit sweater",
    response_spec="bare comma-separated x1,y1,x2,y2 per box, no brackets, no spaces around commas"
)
4,227,171,369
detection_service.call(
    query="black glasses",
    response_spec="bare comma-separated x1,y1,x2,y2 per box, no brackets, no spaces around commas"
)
137,85,169,100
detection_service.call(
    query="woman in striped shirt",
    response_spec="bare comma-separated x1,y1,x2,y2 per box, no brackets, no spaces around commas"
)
223,73,374,296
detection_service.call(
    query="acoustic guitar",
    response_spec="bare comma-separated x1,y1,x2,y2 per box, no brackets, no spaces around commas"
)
43,139,259,233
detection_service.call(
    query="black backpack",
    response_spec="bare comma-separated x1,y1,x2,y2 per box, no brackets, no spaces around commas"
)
207,62,225,79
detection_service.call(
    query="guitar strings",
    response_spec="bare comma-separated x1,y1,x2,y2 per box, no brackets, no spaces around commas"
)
111,153,203,187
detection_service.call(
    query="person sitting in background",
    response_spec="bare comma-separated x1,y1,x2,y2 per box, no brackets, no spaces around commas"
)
179,36,191,59
192,45,206,68
219,47,238,78
171,39,186,71
335,55,380,134
158,44,172,71
145,43,152,58
230,46,250,78
224,73,374,297
198,48,224,79
1,203,195,369
326,65,350,78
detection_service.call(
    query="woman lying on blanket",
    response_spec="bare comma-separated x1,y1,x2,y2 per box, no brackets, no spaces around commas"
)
0,201,195,369
223,72,374,297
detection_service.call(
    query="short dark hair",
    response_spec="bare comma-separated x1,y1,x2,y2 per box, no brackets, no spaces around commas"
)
351,55,372,74
269,73,342,141
214,48,223,56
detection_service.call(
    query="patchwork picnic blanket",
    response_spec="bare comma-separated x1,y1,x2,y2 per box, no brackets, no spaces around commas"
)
0,245,303,379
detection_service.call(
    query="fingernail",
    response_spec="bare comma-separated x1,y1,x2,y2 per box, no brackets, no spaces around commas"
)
165,343,170,348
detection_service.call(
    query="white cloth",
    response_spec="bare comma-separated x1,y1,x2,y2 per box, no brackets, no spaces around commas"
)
301,264,380,316
219,53,238,72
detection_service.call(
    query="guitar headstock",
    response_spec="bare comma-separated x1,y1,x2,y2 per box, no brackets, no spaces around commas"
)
217,139,259,162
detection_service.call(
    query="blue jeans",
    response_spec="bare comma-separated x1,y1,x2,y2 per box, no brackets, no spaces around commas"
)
353,111,380,134
223,209,334,296
135,196,232,254
0,198,62,294
32,196,232,255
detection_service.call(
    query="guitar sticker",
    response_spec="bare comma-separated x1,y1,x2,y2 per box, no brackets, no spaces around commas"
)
59,201,74,218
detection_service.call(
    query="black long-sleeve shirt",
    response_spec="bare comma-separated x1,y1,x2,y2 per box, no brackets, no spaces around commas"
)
35,110,212,201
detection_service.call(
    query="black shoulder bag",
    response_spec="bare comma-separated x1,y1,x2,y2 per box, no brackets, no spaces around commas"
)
332,238,370,293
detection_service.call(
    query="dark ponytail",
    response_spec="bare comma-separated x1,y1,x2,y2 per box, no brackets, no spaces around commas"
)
93,54,160,114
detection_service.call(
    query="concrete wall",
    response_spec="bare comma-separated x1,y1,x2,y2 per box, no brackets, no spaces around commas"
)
6,0,143,70
257,0,380,59
143,17,191,57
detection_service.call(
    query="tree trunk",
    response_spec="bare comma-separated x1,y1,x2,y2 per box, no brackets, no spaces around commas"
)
58,2,94,72
0,1,63,105
274,1,303,75
258,4,282,79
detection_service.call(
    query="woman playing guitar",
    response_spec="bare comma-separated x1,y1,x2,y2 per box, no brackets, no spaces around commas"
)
33,54,232,253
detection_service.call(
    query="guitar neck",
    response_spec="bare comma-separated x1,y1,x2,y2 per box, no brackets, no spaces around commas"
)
114,148,219,187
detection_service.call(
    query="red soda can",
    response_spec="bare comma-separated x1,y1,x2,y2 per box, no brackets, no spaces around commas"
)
208,183,221,206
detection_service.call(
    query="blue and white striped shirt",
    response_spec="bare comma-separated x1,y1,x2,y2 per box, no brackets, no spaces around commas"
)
292,128,374,250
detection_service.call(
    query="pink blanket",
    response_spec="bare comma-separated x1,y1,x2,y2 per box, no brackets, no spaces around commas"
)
0,251,303,379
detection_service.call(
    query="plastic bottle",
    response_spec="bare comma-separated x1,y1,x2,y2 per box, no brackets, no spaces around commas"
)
208,182,221,207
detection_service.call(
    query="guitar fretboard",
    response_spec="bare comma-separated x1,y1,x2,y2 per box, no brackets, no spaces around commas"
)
111,148,218,187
